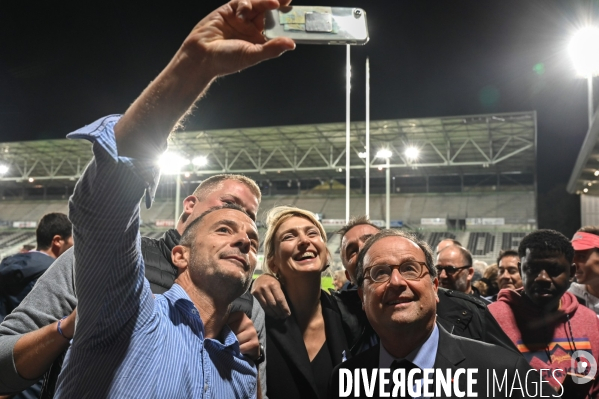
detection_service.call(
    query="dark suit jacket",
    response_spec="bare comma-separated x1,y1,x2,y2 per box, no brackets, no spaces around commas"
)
329,324,553,398
267,291,351,399
334,287,519,357
436,288,519,354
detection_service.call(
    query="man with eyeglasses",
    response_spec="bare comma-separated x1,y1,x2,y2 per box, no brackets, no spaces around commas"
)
436,244,490,302
489,229,599,397
329,229,543,398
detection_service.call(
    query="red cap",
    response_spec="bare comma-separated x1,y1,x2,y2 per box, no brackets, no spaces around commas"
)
571,232,599,251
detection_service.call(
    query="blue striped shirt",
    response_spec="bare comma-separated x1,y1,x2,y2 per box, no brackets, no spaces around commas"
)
55,116,257,398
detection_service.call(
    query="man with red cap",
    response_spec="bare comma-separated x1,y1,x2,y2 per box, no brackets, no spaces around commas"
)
570,226,599,315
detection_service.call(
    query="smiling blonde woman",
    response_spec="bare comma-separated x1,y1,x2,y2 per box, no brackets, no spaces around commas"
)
261,206,350,399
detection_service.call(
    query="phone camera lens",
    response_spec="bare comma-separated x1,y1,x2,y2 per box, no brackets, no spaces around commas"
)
353,9,362,18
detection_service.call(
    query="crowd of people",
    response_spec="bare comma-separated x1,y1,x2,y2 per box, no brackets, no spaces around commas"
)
0,0,598,398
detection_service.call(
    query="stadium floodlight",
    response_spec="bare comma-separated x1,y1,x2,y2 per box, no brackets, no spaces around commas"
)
569,27,599,127
584,188,589,193
0,164,8,175
376,149,392,228
158,152,190,175
570,27,599,77
595,170,599,177
192,156,208,167
405,146,420,160
157,151,190,225
28,177,34,183
358,152,367,159
376,149,392,159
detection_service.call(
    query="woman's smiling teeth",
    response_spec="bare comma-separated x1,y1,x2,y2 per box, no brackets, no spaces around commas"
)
294,251,316,261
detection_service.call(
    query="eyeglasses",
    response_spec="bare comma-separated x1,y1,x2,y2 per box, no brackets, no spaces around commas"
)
435,265,470,275
364,261,428,283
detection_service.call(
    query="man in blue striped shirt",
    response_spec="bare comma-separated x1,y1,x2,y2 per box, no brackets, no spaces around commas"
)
53,0,296,397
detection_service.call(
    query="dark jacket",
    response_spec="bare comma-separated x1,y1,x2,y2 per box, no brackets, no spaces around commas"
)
471,285,491,304
333,286,519,356
0,251,55,399
332,285,377,355
437,288,518,352
0,251,55,320
329,324,550,398
266,291,351,399
140,229,181,295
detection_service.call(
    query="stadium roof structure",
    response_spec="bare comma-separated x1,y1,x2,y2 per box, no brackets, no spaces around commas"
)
568,109,599,195
0,111,536,186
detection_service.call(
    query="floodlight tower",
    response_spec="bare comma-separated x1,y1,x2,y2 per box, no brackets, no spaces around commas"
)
376,149,392,228
570,27,599,128
158,152,190,225
346,45,351,223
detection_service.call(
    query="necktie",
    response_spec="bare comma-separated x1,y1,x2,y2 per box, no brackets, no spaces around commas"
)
391,359,421,399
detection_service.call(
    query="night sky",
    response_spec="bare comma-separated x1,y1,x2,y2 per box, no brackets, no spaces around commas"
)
1,0,597,235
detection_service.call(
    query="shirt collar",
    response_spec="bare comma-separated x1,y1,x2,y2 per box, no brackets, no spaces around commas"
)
379,324,439,370
162,283,196,311
161,284,240,350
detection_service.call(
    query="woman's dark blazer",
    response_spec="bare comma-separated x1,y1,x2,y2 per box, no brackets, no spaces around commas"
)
265,291,351,399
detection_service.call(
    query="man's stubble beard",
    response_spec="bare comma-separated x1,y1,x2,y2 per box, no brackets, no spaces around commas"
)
454,272,469,293
189,248,252,303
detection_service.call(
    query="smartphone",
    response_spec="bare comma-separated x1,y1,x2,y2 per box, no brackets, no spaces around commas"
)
264,6,369,45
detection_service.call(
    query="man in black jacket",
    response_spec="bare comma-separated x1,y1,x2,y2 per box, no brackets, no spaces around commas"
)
253,216,518,355
0,213,73,321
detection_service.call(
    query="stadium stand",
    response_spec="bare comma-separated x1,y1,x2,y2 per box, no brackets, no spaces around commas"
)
0,112,537,265
467,232,495,257
0,232,36,259
0,189,534,265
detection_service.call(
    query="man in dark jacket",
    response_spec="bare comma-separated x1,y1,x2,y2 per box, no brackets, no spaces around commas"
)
253,216,519,355
0,212,73,320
